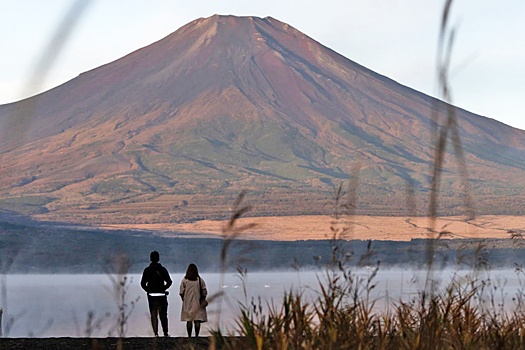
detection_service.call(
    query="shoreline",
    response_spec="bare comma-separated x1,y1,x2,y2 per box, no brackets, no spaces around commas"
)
0,336,239,349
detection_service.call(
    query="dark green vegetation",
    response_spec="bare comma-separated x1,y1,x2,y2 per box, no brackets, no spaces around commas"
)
1,220,524,274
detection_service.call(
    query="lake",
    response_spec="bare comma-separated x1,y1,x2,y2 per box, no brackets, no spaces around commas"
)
2,267,525,337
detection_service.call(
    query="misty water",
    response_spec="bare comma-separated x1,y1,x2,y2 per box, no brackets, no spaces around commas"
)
3,268,525,337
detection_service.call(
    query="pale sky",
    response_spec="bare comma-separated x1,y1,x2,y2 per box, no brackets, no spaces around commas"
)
1,1,524,129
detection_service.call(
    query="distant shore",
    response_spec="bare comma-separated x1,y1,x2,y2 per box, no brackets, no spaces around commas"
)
2,214,525,274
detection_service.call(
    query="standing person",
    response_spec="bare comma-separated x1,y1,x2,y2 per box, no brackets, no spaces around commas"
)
179,263,208,337
140,251,172,337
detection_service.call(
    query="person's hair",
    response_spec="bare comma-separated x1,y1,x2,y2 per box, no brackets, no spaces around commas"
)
150,251,160,263
185,263,199,281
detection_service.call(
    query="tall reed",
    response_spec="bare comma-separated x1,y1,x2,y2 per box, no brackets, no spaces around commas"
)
104,252,139,347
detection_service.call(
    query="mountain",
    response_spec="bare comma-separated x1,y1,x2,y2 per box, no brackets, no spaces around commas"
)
1,15,525,225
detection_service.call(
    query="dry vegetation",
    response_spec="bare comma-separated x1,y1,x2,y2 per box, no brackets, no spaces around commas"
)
211,266,525,350
204,194,525,349
101,214,524,241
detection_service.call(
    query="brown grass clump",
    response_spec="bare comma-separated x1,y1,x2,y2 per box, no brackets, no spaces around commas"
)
211,267,525,349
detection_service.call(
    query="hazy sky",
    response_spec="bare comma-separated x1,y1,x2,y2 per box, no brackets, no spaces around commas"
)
1,1,524,129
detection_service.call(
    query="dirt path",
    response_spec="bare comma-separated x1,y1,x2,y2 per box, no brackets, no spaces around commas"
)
0,336,238,350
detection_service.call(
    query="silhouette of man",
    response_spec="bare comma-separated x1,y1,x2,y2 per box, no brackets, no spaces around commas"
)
141,251,172,337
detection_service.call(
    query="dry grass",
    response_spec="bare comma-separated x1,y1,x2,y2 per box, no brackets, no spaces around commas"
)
101,214,523,241
210,265,525,350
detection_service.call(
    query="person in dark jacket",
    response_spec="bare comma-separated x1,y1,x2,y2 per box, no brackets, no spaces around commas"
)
140,251,172,337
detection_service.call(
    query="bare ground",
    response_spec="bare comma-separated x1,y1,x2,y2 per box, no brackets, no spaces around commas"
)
0,336,240,350
100,215,525,241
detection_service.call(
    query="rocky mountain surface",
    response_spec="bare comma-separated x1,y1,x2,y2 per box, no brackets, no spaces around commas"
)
1,15,524,225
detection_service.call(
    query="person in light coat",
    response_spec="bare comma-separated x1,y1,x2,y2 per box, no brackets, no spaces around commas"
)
179,263,207,337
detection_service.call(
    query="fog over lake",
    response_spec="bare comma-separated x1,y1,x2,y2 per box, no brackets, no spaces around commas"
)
2,268,525,337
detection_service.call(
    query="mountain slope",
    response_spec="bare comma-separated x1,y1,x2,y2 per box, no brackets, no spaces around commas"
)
1,15,525,224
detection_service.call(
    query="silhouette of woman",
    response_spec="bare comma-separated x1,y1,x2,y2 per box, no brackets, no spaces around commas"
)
179,263,207,337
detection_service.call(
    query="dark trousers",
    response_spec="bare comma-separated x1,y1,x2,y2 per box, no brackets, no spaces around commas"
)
147,295,168,336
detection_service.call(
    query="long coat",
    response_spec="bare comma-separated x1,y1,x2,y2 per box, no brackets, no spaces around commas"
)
179,277,208,322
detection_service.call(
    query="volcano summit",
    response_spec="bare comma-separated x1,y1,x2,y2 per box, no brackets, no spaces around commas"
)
1,15,525,225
